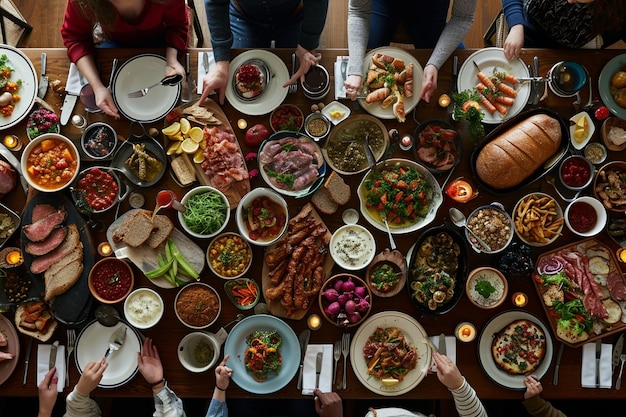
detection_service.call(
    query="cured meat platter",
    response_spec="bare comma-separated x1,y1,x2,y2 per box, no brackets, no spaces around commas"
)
533,238,626,347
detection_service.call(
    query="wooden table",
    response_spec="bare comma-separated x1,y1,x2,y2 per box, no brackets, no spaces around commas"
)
1,47,626,403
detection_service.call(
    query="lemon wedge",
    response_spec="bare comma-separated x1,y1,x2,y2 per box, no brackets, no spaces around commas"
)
381,378,400,386
193,148,205,163
574,115,588,143
162,121,180,137
181,138,200,154
180,118,191,135
167,141,181,155
169,133,184,142
188,126,204,143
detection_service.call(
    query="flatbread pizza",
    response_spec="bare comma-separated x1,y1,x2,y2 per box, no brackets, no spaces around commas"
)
491,319,546,375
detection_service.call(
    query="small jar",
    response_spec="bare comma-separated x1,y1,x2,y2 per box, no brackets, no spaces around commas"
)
302,65,330,100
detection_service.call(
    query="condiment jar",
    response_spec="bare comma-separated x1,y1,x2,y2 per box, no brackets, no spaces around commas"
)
304,112,331,141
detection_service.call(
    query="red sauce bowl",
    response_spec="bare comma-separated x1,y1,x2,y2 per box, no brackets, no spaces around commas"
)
559,155,593,191
88,258,134,304
564,196,607,237
270,104,304,133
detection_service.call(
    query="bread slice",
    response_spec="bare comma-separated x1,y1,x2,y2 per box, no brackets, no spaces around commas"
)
44,245,83,279
324,171,351,205
586,245,611,260
44,258,83,301
311,187,338,215
146,215,174,249
170,154,196,186
113,210,154,247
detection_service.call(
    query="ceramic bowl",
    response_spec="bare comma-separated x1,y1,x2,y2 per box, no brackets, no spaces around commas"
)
512,192,563,247
365,248,406,297
564,196,607,237
21,133,80,193
329,224,376,271
206,232,253,279
123,287,164,329
270,104,304,132
174,282,221,329
464,203,513,254
223,278,261,310
319,274,372,328
178,185,230,239
304,112,331,141
81,122,118,159
88,258,134,304
301,64,330,100
593,161,626,213
177,331,222,372
235,187,288,246
465,267,508,310
559,155,594,191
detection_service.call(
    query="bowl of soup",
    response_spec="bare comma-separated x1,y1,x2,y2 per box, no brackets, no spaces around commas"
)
235,187,288,246
21,133,80,192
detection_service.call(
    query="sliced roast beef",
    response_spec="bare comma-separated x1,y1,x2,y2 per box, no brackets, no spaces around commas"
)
607,271,626,301
23,208,66,242
24,227,67,256
0,160,16,194
30,224,80,274
31,204,56,223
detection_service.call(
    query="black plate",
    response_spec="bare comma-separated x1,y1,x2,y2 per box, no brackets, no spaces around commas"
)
470,107,569,195
20,192,94,325
406,222,468,317
412,119,461,174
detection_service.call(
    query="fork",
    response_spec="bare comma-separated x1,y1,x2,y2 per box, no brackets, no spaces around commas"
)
65,329,76,387
616,353,626,389
288,53,297,94
127,73,182,98
339,332,350,390
333,340,341,385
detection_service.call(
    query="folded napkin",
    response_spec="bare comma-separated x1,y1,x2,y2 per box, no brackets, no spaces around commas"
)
37,344,66,392
197,51,216,95
429,336,457,373
334,56,349,100
302,344,333,395
581,342,612,389
66,63,84,95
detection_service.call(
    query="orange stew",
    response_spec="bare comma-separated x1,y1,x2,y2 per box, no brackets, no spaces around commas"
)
26,139,77,189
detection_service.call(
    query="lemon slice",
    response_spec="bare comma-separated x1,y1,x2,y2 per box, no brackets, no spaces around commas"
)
166,141,181,155
169,133,184,142
162,121,180,137
381,378,399,386
188,126,204,143
181,138,199,154
193,148,205,163
180,118,191,135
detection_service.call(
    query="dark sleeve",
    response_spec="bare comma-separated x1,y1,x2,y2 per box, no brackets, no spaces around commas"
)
299,0,330,50
205,0,233,62
502,0,526,28
522,395,567,417
60,0,97,63
164,0,190,51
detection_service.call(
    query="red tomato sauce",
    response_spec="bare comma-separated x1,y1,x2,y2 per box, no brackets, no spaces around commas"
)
560,157,590,187
91,259,133,301
568,201,597,233
78,168,118,211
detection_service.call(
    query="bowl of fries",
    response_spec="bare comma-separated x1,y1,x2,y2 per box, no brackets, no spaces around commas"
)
513,193,564,247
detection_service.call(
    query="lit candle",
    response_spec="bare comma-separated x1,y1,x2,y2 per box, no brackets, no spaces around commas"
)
438,94,451,108
455,322,476,342
512,292,528,307
618,248,626,263
98,242,112,257
237,118,247,130
3,135,21,151
307,314,322,330
5,249,22,265
399,134,413,151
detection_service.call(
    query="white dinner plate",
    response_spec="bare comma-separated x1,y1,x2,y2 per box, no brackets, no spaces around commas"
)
0,45,37,130
358,47,423,120
350,311,432,396
477,310,553,390
112,54,181,122
223,314,299,394
225,50,289,116
457,47,531,125
75,321,141,388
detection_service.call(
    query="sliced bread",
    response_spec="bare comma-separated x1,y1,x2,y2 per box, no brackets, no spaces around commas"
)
44,245,84,279
146,215,174,249
113,210,155,247
44,258,83,301
311,187,338,215
324,171,351,206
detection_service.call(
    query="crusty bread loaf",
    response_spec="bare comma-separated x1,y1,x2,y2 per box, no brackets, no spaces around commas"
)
44,259,83,301
475,114,561,189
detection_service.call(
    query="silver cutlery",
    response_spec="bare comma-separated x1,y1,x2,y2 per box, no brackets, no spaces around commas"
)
289,53,297,94
22,337,33,385
49,340,59,370
339,332,350,390
596,339,602,388
127,74,183,98
182,52,193,103
545,175,582,203
104,325,127,359
203,51,210,75
333,340,341,385
107,58,118,90
37,53,48,99
553,342,564,385
65,329,76,387
297,329,311,390
613,334,624,377
315,352,323,389
448,55,458,119
617,353,626,389
449,207,492,252
439,333,447,356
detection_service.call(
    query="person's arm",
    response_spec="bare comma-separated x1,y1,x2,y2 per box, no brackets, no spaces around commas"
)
60,0,97,64
313,389,342,417
64,359,107,417
74,54,119,118
345,0,371,99
201,0,232,104
522,375,566,417
163,0,189,52
204,355,231,417
433,352,487,417
38,367,58,417
152,382,186,417
502,0,526,59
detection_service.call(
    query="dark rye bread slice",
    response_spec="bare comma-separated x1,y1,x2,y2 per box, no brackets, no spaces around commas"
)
311,187,338,215
112,209,155,247
324,171,351,206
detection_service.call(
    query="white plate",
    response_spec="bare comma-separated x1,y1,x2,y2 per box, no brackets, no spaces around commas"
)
0,45,37,130
477,310,553,390
225,50,289,116
74,321,142,388
457,47,531,125
0,314,19,386
358,47,423,120
350,311,432,396
321,101,350,125
223,314,299,394
569,111,595,150
112,54,181,122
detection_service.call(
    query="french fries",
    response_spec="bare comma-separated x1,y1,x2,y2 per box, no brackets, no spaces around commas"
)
514,194,564,244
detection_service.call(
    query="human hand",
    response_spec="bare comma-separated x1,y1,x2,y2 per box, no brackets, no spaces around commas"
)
284,45,321,87
215,354,232,390
503,25,525,60
76,358,107,397
199,61,229,105
524,375,543,399
38,367,58,417
93,84,120,119
165,61,185,80
313,388,342,417
418,64,438,103
432,352,463,390
138,337,164,385
345,75,363,101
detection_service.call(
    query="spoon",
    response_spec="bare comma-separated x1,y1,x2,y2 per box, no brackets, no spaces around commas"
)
448,207,492,252
222,313,245,330
382,216,397,251
94,305,120,327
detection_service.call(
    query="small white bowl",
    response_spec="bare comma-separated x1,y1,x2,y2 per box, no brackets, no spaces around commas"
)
321,101,350,125
123,287,164,329
21,133,80,192
178,186,230,239
569,111,595,150
564,196,607,237
329,224,376,270
177,331,223,373
235,187,288,246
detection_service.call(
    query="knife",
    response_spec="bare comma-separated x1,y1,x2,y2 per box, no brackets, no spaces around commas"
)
596,339,602,388
37,53,48,99
315,352,323,389
532,56,544,105
60,93,78,126
296,329,311,390
553,342,564,385
182,52,192,103
448,55,458,117
613,333,624,376
439,333,447,356
22,337,33,385
49,340,59,370
202,51,210,75
0,142,28,194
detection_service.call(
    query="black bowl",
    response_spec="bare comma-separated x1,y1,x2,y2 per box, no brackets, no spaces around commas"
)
413,119,461,174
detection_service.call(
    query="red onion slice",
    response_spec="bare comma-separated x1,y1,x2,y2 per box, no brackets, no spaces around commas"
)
537,258,563,275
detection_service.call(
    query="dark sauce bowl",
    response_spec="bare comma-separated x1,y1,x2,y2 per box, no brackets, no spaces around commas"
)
301,64,330,100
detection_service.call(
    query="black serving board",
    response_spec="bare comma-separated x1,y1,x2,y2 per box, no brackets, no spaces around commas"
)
20,191,94,325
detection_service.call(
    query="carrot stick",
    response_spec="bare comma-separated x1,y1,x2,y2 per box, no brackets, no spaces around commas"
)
493,69,519,85
496,82,518,98
493,95,515,106
476,71,496,90
477,92,497,114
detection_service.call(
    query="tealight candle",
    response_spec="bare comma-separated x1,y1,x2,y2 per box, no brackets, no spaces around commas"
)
399,134,413,151
512,292,528,307
307,314,322,330
617,248,626,263
98,242,112,257
5,249,22,265
237,118,247,130
3,134,21,151
438,93,451,108
455,322,476,342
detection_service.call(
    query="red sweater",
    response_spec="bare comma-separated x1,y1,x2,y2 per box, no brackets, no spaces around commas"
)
61,0,189,63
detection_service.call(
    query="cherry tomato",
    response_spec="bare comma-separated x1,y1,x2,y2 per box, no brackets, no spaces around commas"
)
595,106,610,120
462,100,480,112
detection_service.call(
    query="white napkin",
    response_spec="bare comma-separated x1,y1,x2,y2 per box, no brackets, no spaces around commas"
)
36,344,66,392
334,56,349,100
581,342,612,388
429,335,456,373
66,63,83,95
197,51,216,95
302,344,333,395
